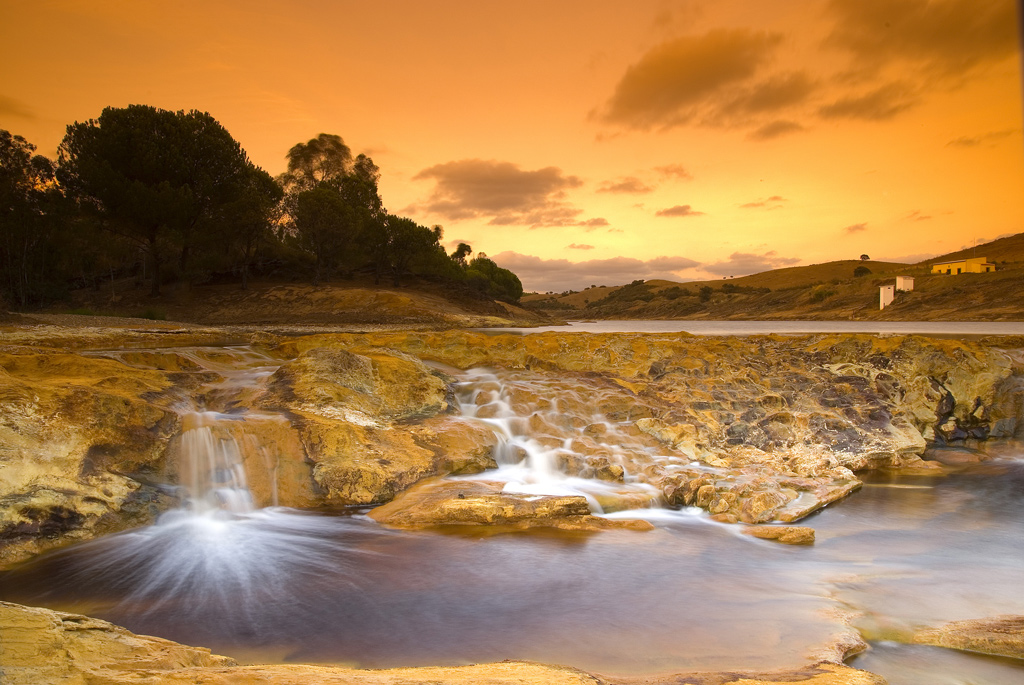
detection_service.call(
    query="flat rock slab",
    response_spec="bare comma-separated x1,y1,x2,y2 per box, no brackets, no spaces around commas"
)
743,525,816,545
367,479,654,532
913,614,1024,660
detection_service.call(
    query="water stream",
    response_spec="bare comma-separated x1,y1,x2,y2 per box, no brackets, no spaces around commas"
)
2,347,1023,682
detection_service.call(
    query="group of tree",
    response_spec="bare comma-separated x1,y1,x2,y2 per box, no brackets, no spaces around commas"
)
0,105,521,309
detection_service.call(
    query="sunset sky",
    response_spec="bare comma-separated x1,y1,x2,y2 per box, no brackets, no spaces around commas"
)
2,0,1022,292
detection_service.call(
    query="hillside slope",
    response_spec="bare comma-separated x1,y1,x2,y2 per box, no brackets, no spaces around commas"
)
48,279,552,328
525,233,1024,321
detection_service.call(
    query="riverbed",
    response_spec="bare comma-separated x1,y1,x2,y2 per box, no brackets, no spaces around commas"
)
1,333,1022,683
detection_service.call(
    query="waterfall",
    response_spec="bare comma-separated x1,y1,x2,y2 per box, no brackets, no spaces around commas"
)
176,412,255,514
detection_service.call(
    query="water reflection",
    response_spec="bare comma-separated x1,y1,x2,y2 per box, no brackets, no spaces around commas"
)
1,457,1022,679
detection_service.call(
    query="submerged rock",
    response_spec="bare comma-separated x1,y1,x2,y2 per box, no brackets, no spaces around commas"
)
913,614,1024,660
743,525,816,545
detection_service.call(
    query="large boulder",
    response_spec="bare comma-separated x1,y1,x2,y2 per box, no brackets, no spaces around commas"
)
260,346,498,505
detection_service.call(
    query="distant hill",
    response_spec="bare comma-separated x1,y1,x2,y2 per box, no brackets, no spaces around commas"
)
523,232,1024,321
922,232,1024,266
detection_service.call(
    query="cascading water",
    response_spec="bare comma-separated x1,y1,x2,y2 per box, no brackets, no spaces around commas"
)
176,412,255,514
451,367,662,512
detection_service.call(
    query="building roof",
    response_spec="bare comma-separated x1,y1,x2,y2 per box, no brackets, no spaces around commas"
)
931,257,993,266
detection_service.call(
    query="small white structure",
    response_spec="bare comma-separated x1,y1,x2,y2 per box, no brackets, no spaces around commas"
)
879,284,895,310
896,276,914,292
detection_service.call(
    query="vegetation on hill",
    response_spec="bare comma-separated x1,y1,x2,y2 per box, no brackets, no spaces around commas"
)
524,242,1024,321
0,109,523,312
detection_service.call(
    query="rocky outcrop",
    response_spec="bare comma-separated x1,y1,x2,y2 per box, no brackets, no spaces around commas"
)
913,615,1024,660
274,332,1022,522
368,479,654,532
2,329,1022,566
0,350,191,566
0,601,885,684
258,347,498,505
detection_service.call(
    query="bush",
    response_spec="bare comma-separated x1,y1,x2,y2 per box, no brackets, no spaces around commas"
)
853,265,872,277
809,286,837,303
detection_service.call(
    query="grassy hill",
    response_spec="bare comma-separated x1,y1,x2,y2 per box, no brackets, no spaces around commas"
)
524,233,1024,321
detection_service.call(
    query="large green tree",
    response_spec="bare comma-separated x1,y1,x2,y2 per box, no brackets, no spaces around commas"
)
57,105,261,295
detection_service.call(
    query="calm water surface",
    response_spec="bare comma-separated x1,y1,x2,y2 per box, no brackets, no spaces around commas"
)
488,320,1024,336
2,460,1022,680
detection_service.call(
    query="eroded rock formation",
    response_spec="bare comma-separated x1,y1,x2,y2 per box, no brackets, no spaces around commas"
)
1,330,1022,565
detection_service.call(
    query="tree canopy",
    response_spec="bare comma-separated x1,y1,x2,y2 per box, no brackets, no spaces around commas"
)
0,115,526,310
57,105,262,294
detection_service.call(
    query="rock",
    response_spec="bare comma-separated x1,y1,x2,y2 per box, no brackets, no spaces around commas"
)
367,479,654,532
0,601,234,684
0,602,600,685
739,490,792,524
913,614,1024,660
0,351,185,567
744,525,816,545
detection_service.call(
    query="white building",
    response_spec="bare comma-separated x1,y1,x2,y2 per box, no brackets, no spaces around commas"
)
896,276,914,291
879,284,895,310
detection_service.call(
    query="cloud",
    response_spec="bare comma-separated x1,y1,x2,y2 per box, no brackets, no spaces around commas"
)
656,204,704,217
844,222,868,233
739,195,786,209
596,29,784,130
947,129,1017,147
597,176,655,194
654,164,693,180
703,251,801,277
903,210,932,222
491,251,701,292
748,120,805,140
818,82,919,120
0,95,36,120
825,0,1019,80
567,243,595,250
412,159,583,227
717,72,816,118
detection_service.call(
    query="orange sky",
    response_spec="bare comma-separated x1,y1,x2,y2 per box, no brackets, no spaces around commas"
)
2,0,1022,292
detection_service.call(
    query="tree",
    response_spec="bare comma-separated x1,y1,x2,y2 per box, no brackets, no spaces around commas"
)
0,130,64,307
450,243,472,268
294,186,356,285
279,135,385,283
279,133,352,192
221,166,283,289
466,254,523,303
860,254,870,261
853,265,872,277
58,105,255,295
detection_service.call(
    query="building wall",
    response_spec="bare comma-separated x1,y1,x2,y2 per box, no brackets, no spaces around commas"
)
896,276,914,291
879,285,895,310
930,257,994,274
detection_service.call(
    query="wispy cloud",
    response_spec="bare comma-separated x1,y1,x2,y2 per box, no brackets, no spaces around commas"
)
739,195,786,209
597,176,655,194
656,204,704,218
